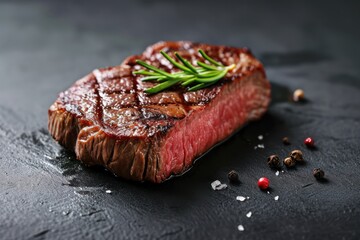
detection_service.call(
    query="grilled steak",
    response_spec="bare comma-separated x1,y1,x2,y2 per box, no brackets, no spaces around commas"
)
48,41,271,183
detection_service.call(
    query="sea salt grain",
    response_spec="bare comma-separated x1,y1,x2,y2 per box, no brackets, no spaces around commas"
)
211,180,227,191
254,144,265,150
105,190,112,194
267,191,270,194
275,171,280,176
236,196,246,202
246,211,252,218
274,196,279,201
238,225,245,231
211,180,221,190
215,184,228,190
258,135,263,140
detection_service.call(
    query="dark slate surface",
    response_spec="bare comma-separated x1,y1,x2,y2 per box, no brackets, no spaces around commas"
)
1,0,359,239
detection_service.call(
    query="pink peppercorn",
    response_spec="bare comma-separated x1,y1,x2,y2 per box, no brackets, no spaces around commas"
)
258,177,269,190
304,137,315,148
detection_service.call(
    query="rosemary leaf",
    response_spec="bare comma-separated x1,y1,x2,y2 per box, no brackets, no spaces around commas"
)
188,82,216,91
175,53,198,74
160,51,192,73
141,76,163,81
133,49,233,94
198,49,223,67
195,70,227,83
196,61,219,71
135,60,174,78
145,78,182,94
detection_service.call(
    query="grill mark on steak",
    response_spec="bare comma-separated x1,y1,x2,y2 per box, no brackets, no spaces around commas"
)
92,70,105,129
48,41,271,183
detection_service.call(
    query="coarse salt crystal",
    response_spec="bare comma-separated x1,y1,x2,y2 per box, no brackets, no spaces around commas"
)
258,135,263,140
238,225,245,231
211,180,221,190
275,171,280,176
236,196,246,202
216,184,228,190
211,180,227,190
105,190,112,194
274,196,279,201
267,191,270,194
247,196,250,199
257,144,265,149
246,211,252,218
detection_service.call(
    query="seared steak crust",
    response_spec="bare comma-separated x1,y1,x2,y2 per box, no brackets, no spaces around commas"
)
48,41,271,183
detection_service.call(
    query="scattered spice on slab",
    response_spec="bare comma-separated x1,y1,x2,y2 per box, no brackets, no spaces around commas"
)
313,168,325,180
238,225,245,231
284,157,296,168
105,190,112,194
216,184,228,190
267,155,281,169
258,177,269,190
211,180,227,190
211,180,221,190
254,144,265,150
228,170,240,183
274,196,279,201
236,196,246,202
258,144,265,149
293,89,305,102
304,137,315,148
282,137,291,145
62,211,70,216
290,150,304,162
246,211,252,218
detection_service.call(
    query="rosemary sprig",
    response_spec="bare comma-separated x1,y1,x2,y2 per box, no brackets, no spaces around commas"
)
133,49,235,94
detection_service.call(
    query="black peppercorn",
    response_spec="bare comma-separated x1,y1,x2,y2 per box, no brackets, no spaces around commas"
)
284,157,296,168
313,168,325,180
267,155,281,169
290,150,304,162
282,137,290,145
228,170,240,183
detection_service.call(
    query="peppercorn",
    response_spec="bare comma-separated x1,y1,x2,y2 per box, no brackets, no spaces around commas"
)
293,89,305,102
282,137,290,145
283,157,296,168
313,168,325,180
258,177,269,190
267,155,281,169
290,150,304,162
228,170,240,183
304,137,315,148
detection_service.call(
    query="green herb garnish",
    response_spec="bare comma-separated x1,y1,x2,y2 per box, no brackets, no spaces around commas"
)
133,49,236,94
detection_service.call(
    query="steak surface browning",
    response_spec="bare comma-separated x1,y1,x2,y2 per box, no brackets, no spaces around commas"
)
48,41,271,183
